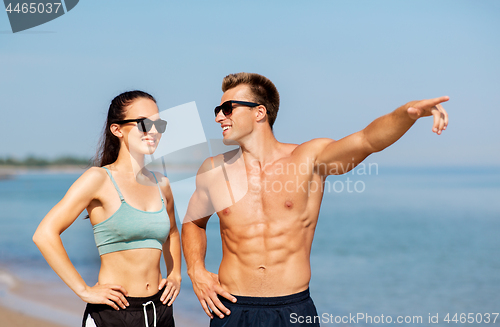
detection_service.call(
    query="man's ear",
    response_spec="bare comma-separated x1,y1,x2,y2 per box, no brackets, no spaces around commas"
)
110,123,123,138
255,105,268,123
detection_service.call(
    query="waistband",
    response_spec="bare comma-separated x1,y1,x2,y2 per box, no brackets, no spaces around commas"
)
87,287,165,312
125,287,164,310
219,288,311,307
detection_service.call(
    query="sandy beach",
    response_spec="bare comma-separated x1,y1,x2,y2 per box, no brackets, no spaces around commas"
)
0,267,84,327
0,305,68,327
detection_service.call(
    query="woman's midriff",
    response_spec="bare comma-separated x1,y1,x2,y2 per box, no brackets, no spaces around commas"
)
98,248,163,297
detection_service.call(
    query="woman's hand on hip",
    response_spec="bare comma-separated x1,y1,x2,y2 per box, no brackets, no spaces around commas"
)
80,283,129,310
159,275,181,306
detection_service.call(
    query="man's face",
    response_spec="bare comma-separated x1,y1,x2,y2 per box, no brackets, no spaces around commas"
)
216,84,256,142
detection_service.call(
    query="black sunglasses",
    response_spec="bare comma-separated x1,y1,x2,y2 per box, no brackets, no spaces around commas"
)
214,100,269,117
113,118,167,133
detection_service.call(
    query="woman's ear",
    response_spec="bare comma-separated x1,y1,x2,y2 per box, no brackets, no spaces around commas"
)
110,123,123,138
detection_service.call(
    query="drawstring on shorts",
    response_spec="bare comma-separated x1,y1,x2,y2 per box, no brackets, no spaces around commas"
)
142,300,157,327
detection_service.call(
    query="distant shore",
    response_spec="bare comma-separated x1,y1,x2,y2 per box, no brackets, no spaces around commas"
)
0,165,88,177
0,164,200,178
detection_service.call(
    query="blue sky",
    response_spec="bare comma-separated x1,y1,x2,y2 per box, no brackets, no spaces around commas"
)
1,0,499,166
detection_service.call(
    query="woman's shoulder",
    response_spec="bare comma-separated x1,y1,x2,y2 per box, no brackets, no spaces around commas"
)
82,166,109,180
72,166,109,190
61,167,110,201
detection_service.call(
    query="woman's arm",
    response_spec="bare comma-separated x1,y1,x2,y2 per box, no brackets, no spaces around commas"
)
157,176,182,306
33,167,129,310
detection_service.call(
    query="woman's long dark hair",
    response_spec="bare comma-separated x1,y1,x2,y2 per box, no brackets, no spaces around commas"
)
94,90,156,167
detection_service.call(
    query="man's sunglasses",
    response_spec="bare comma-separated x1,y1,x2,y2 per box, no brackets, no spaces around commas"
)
113,118,167,133
214,100,269,117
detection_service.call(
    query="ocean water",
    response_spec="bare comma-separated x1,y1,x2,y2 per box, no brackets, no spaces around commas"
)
0,167,499,326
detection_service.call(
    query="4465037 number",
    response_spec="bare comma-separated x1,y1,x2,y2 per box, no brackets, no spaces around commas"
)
5,2,62,14
444,313,498,324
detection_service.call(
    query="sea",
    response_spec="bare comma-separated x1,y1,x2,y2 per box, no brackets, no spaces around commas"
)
0,166,499,326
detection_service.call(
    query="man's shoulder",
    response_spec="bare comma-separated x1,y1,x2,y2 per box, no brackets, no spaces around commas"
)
197,148,241,173
292,138,336,156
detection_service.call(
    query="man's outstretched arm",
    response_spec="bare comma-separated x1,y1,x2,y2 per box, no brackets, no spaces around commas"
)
313,96,449,175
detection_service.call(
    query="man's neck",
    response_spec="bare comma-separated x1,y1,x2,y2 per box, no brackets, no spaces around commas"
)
238,127,282,165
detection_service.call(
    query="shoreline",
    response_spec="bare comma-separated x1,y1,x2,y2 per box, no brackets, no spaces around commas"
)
0,268,83,327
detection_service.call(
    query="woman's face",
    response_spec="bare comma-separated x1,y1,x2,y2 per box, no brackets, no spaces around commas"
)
118,98,162,155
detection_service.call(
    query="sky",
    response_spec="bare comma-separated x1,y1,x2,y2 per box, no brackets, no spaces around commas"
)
1,0,499,167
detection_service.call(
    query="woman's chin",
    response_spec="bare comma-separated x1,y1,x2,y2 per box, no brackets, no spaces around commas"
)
130,145,158,156
144,147,158,155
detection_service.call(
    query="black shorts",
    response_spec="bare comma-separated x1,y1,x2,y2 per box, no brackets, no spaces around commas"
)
82,288,174,327
210,288,320,327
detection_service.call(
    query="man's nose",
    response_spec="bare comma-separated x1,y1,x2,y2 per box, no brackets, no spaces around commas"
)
215,110,226,122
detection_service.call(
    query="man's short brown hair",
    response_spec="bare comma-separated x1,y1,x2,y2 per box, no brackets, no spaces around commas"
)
222,72,280,129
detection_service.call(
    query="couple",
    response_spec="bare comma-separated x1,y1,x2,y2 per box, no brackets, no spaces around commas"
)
34,72,449,327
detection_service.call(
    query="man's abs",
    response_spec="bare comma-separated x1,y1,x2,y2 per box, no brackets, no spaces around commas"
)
217,214,316,297
214,152,324,297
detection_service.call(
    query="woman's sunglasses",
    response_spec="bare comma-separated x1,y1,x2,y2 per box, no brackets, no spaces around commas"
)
113,118,167,133
214,100,264,117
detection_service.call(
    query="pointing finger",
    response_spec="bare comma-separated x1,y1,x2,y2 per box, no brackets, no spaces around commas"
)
423,96,450,108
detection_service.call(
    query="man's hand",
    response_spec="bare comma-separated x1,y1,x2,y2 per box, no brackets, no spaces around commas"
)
191,268,236,319
406,96,449,135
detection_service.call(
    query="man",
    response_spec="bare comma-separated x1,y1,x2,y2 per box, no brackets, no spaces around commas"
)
182,72,449,327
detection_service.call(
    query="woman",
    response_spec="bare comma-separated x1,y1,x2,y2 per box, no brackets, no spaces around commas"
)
33,91,181,327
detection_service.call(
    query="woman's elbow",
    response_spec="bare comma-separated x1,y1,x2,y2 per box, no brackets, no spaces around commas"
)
32,226,52,247
32,227,44,246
